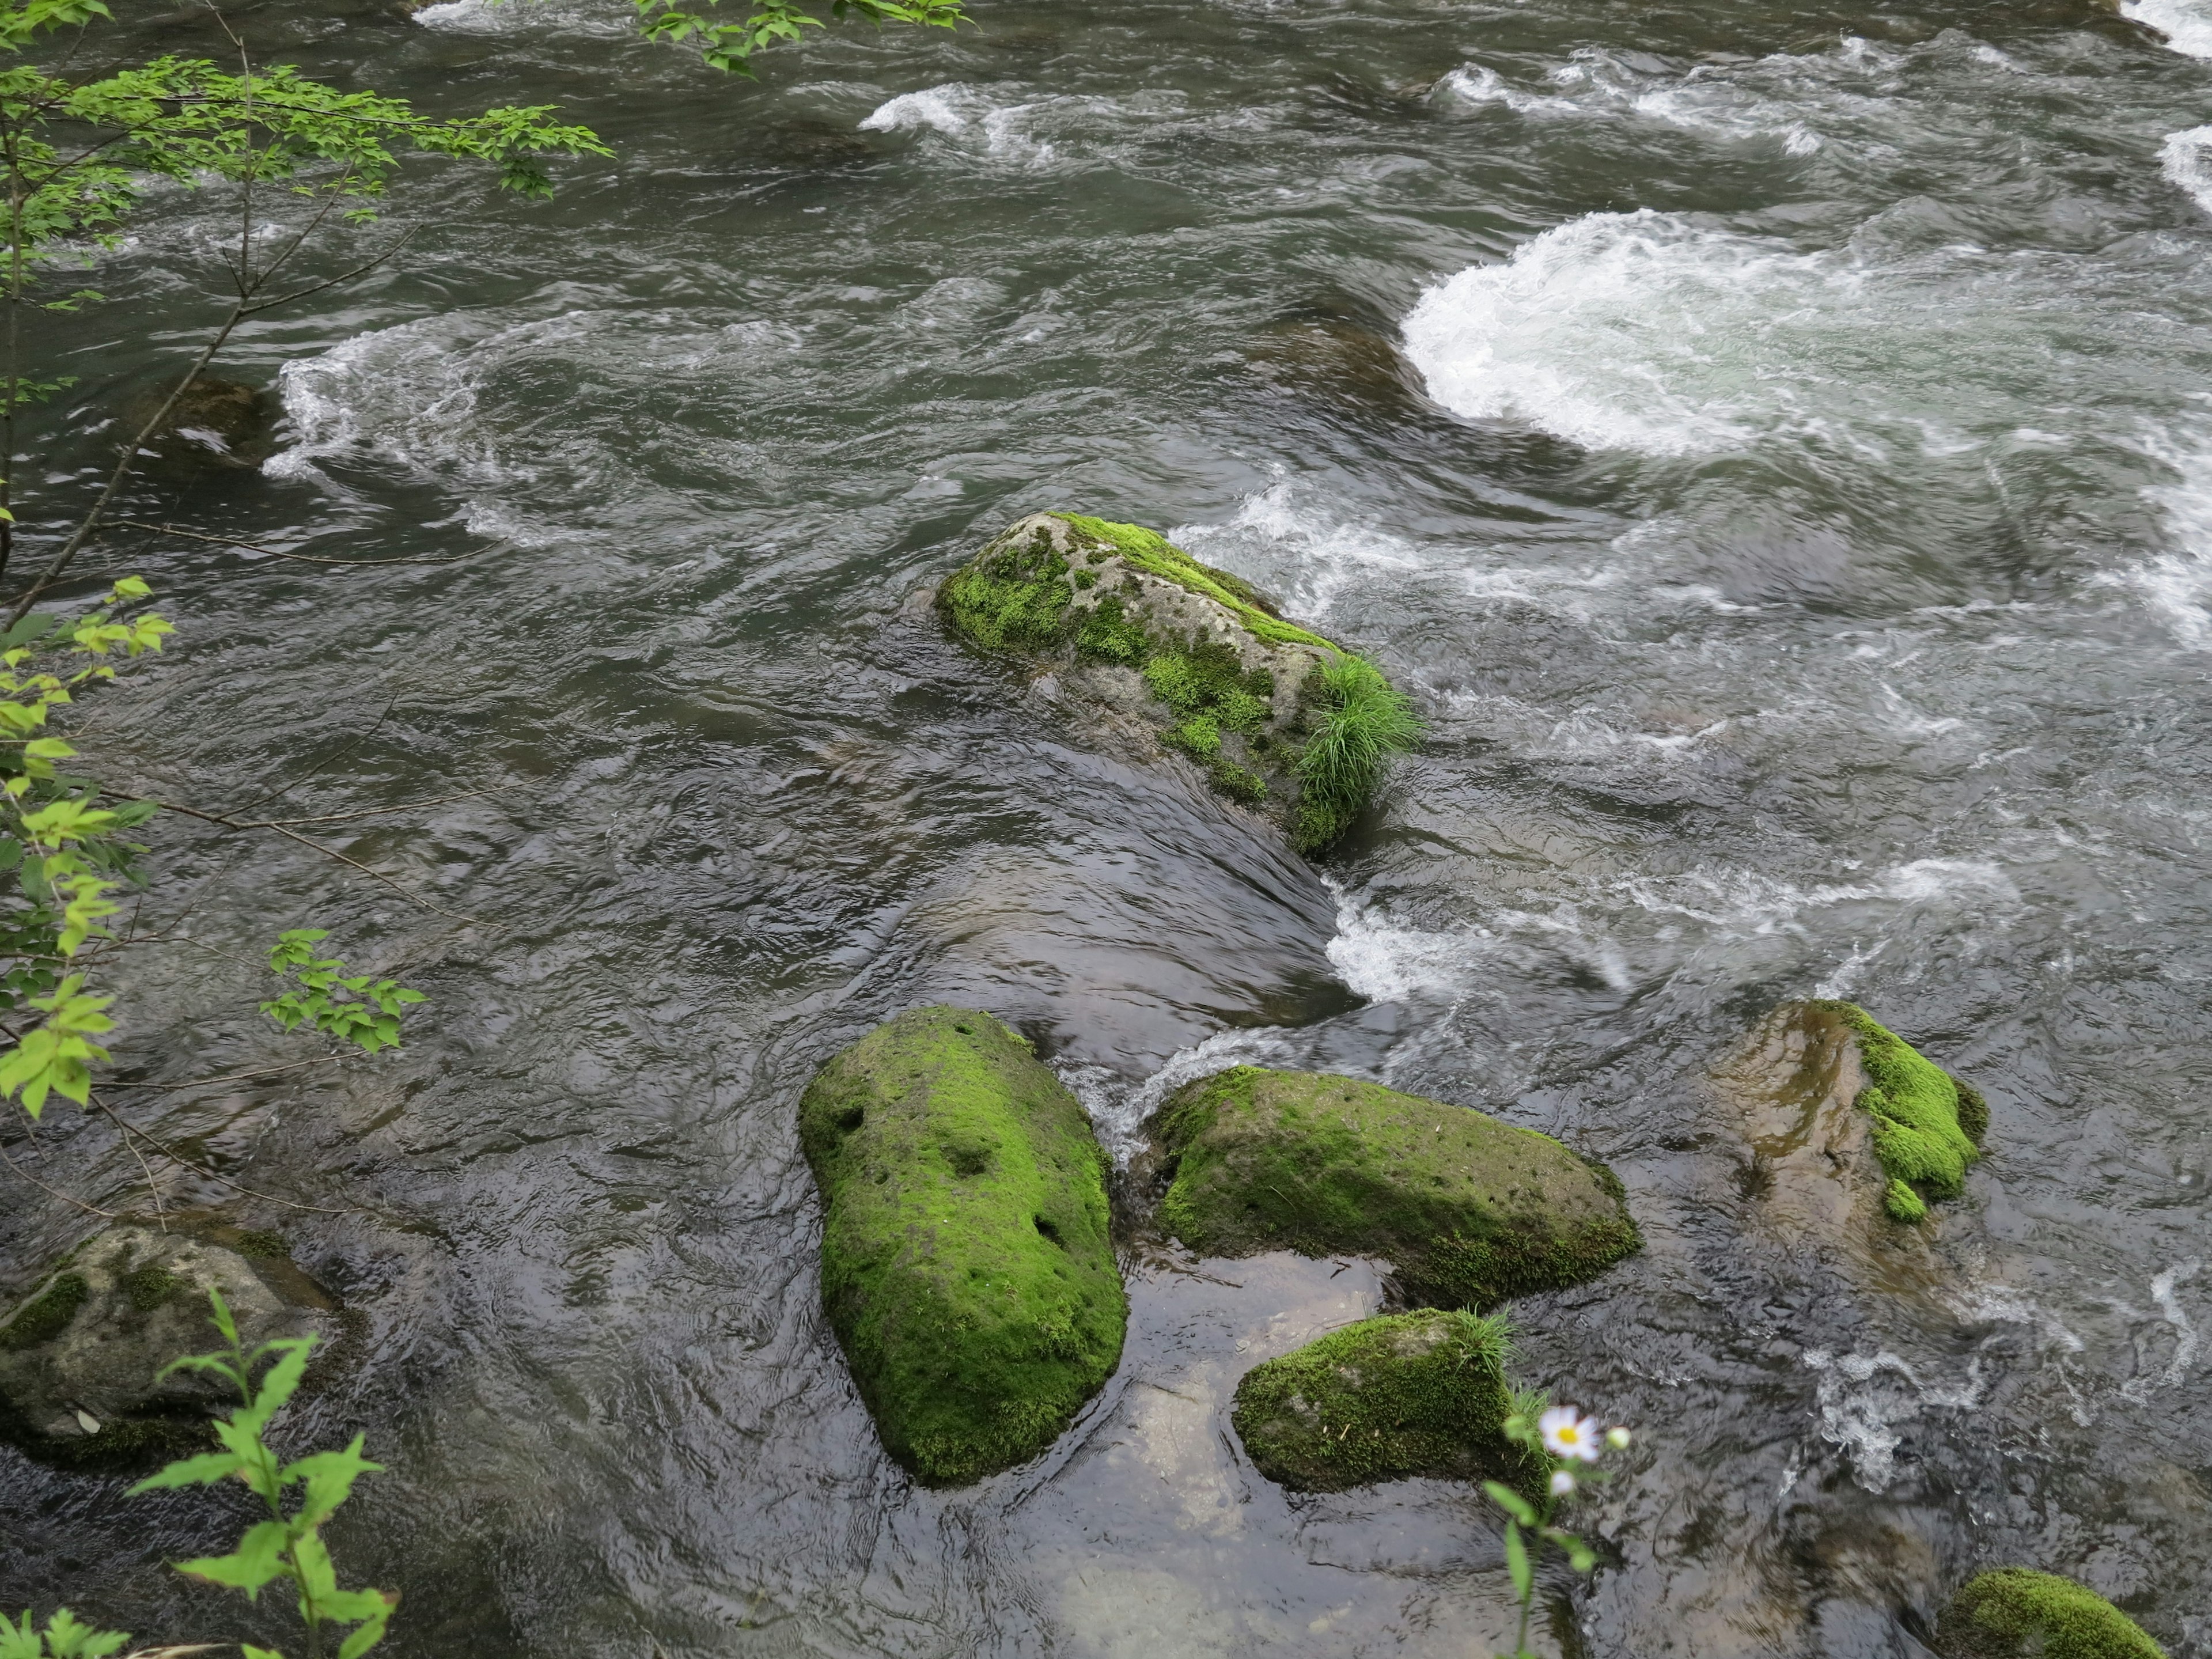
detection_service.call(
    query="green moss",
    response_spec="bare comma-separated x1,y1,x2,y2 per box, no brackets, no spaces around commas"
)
1153,1067,1641,1308
1075,593,1150,665
1816,1002,1983,1221
1290,654,1424,853
1207,756,1267,804
939,525,1073,653
0,1271,88,1351
233,1229,290,1260
120,1263,183,1313
1231,1309,1546,1493
1054,514,1337,651
798,1006,1127,1486
1938,1569,2166,1659
1883,1179,1928,1223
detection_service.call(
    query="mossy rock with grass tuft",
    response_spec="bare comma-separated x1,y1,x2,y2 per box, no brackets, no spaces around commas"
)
799,1005,1127,1486
936,512,1419,853
0,1224,332,1472
1937,1569,2166,1659
1145,1067,1639,1308
1814,1002,1985,1222
1230,1309,1544,1493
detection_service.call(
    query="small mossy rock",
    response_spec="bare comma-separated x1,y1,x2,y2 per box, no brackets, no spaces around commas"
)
1147,1066,1640,1308
799,1006,1127,1486
122,376,277,471
935,512,1411,851
1937,1569,2166,1659
1714,1002,1985,1268
0,1225,330,1471
1230,1308,1543,1493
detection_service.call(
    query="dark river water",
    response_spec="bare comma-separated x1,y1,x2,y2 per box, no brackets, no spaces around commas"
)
3,0,2210,1653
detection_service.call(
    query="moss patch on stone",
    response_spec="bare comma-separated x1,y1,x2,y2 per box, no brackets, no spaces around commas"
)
1230,1309,1545,1493
799,1005,1127,1487
1816,1002,1984,1222
0,1272,88,1352
1054,514,1334,650
1937,1569,2166,1659
937,513,1418,850
1151,1067,1640,1308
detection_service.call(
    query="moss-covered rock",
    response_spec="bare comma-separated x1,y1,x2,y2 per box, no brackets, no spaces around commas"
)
799,1006,1127,1486
1146,1066,1639,1308
1937,1569,2166,1659
1815,1002,1985,1221
937,512,1418,852
0,1224,331,1472
1230,1309,1543,1493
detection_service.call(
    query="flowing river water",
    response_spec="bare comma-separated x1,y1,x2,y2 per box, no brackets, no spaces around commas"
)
3,0,2211,1652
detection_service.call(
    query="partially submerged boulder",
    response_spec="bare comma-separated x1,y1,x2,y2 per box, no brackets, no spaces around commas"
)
937,512,1419,852
0,1224,331,1471
798,1006,1127,1486
1936,1569,2166,1659
1714,1002,1986,1250
1145,1066,1639,1308
1230,1308,1542,1493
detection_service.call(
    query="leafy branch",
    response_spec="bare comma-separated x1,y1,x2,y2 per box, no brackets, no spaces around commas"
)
632,0,967,77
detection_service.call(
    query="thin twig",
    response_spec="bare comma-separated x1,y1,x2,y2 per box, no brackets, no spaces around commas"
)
103,519,484,569
0,1134,119,1218
87,1089,356,1215
232,695,400,817
248,789,498,827
156,801,483,922
103,1055,349,1091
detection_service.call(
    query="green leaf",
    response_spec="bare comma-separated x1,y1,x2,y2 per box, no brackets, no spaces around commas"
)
127,1449,244,1493
283,1436,383,1529
334,1594,396,1659
1482,1480,1537,1528
1503,1520,1532,1604
0,1612,41,1659
174,1518,289,1596
241,1647,289,1659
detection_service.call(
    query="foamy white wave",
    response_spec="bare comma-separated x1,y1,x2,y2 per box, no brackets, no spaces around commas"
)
2119,1258,2202,1400
1325,892,1498,1003
2161,126,2212,217
858,83,1124,166
2107,428,2212,647
1436,50,1823,153
1802,1348,1986,1491
1056,1028,1305,1161
2125,0,2212,58
1433,65,1581,118
1402,212,1866,456
1619,857,2018,938
1173,483,1425,621
412,0,632,35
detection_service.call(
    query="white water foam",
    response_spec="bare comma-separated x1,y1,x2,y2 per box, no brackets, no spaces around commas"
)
2105,427,2212,648
857,83,1137,168
1056,1027,1306,1161
1434,49,1823,153
412,0,632,35
1402,211,1876,457
1802,1347,1986,1491
2125,0,2212,58
2120,1258,2202,1400
2161,126,2212,217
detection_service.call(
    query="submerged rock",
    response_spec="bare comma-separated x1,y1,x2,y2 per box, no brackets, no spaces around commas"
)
937,512,1419,852
798,1006,1127,1486
1230,1308,1541,1493
1714,1001,1986,1263
1936,1568,2166,1659
122,375,277,471
0,1224,331,1471
1143,1066,1640,1308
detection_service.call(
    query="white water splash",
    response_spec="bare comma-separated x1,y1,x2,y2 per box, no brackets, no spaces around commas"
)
1802,1347,1985,1491
2126,0,2212,58
2105,427,2212,648
2161,126,2212,217
1056,1028,1306,1161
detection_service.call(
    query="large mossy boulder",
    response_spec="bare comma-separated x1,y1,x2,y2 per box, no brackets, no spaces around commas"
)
1146,1066,1639,1307
1230,1309,1542,1493
0,1223,331,1471
937,512,1418,852
1937,1569,2166,1659
1713,1001,1986,1258
798,1006,1127,1486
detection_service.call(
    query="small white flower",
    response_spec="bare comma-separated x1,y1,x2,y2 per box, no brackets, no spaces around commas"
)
1539,1406,1601,1463
1550,1469,1576,1497
1605,1426,1632,1450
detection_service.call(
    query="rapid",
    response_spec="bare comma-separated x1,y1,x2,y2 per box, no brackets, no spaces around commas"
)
2,0,2209,1653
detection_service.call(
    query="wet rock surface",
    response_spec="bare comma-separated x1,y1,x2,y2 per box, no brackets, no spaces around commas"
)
0,1222,332,1469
